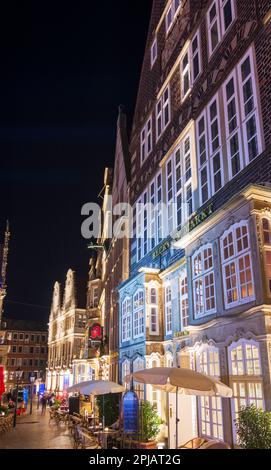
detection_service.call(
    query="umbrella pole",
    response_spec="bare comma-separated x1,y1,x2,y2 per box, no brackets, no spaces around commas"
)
103,395,105,430
175,387,179,449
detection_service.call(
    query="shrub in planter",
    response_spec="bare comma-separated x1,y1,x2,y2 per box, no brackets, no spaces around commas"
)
139,401,162,448
235,405,271,449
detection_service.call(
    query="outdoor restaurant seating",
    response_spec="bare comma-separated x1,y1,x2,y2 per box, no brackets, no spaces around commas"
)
0,413,13,434
179,437,231,449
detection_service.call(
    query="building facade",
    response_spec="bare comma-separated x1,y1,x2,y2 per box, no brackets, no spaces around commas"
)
118,0,271,447
46,269,87,393
0,319,48,390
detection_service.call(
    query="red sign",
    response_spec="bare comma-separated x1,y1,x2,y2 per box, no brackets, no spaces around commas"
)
89,324,102,341
0,366,5,401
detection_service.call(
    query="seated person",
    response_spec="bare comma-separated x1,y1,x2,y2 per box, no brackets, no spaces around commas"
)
111,418,120,430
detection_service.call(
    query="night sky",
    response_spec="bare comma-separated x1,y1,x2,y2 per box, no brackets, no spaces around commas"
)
0,1,152,323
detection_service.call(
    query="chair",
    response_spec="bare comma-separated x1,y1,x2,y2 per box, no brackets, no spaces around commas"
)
199,440,231,449
179,437,207,449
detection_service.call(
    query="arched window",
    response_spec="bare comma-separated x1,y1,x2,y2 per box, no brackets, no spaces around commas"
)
192,244,216,318
122,359,131,386
165,351,173,368
122,298,132,342
148,355,161,415
197,346,223,441
133,290,144,338
228,339,264,443
149,286,159,335
220,221,254,308
133,357,145,400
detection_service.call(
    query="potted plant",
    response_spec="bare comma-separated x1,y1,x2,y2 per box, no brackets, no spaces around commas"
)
139,401,163,449
235,405,271,449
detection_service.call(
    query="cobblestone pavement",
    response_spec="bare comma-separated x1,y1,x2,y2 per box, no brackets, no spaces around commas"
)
0,407,73,449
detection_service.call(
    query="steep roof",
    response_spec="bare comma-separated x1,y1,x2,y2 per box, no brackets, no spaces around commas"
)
3,318,48,332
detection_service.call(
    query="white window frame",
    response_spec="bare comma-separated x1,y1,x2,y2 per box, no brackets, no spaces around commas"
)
140,116,152,165
180,44,191,101
197,345,224,441
151,38,157,68
133,357,145,399
220,221,255,309
149,284,159,335
165,284,172,335
191,29,201,83
207,94,224,195
207,0,235,58
196,96,223,206
148,354,162,415
192,244,216,319
165,0,181,34
156,86,171,141
223,69,244,179
122,359,131,385
133,290,144,339
166,131,193,233
237,47,262,166
228,339,264,443
122,297,132,342
180,269,189,329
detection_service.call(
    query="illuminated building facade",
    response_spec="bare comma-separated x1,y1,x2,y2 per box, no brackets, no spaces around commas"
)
118,0,271,447
46,269,87,393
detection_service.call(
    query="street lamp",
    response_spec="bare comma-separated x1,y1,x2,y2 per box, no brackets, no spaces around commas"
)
30,373,35,415
13,368,23,428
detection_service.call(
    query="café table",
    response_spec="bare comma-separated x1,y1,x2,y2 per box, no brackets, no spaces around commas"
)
94,429,119,449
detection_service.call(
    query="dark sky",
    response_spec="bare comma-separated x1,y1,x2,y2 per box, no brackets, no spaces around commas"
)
0,1,152,323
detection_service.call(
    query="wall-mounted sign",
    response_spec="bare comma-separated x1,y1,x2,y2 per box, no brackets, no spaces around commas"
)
152,241,170,260
175,204,213,242
123,391,139,434
89,324,103,341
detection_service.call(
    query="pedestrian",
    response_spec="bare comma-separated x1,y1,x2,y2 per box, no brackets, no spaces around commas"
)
41,395,47,415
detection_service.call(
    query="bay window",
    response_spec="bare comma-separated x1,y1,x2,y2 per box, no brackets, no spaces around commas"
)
156,86,170,140
122,298,132,342
197,346,223,440
133,290,144,338
220,221,254,308
228,339,264,442
192,244,216,318
165,285,172,335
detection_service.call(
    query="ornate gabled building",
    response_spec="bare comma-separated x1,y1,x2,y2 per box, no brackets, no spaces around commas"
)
46,269,87,393
118,0,271,448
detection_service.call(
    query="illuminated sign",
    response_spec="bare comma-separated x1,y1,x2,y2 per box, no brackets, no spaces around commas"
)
123,391,139,434
152,241,170,260
175,204,213,242
89,324,103,341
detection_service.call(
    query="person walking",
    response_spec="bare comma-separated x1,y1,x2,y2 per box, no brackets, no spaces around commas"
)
41,395,47,415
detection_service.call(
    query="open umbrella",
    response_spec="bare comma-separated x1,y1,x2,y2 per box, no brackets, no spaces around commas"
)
127,367,232,449
67,380,125,428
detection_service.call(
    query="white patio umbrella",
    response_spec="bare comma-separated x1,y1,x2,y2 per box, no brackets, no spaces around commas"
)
127,367,232,449
67,380,125,429
67,380,125,396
